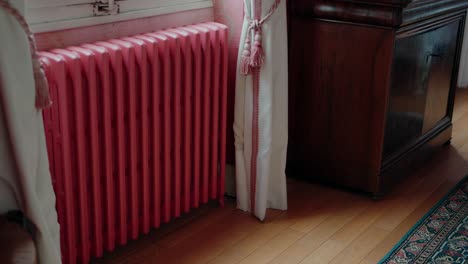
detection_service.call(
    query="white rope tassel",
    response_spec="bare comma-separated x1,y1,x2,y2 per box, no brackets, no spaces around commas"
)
0,0,51,109
240,0,281,75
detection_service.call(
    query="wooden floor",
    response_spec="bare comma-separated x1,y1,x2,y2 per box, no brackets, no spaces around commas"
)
93,89,468,264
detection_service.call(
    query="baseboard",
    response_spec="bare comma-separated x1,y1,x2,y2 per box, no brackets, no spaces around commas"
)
225,164,236,197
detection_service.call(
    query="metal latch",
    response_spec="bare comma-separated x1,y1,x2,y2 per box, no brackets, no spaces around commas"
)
93,0,119,16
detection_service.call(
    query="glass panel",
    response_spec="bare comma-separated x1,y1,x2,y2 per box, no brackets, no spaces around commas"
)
382,20,459,159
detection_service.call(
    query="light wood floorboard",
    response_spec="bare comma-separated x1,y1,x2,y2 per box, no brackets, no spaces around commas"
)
93,89,468,264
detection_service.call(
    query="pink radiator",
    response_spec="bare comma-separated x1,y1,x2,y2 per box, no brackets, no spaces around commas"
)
39,22,228,264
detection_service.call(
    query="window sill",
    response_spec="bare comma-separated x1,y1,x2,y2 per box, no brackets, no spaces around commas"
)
30,1,213,33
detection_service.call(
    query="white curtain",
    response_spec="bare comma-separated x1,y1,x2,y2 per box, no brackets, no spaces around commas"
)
0,0,61,263
234,0,288,221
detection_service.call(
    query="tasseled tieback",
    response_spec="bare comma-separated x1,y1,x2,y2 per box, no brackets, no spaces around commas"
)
0,0,51,110
240,0,281,75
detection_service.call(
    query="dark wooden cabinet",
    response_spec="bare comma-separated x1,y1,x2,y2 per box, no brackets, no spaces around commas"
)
287,0,468,196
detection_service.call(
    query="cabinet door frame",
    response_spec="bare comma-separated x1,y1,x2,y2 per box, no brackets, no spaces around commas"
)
381,11,467,170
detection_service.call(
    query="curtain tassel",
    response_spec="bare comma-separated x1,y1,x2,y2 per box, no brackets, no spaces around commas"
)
240,0,281,75
250,31,264,68
240,37,252,75
33,61,52,109
0,0,52,110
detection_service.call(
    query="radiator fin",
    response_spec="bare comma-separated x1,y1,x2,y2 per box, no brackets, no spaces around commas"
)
40,22,228,264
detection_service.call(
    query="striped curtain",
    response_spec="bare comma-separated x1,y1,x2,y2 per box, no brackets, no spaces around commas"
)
234,0,288,221
0,1,61,263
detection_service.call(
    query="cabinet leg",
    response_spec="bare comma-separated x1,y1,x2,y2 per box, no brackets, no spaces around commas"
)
372,192,384,201
443,139,452,146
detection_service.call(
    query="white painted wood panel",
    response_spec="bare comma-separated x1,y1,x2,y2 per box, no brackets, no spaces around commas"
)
119,0,208,12
27,4,93,24
26,0,213,33
27,0,92,9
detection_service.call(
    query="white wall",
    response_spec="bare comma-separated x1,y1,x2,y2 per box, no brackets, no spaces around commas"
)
458,13,468,88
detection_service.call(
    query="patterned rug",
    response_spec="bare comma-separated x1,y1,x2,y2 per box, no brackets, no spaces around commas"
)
379,176,468,264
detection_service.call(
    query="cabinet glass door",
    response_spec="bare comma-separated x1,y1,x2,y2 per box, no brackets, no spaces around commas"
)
382,19,460,160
